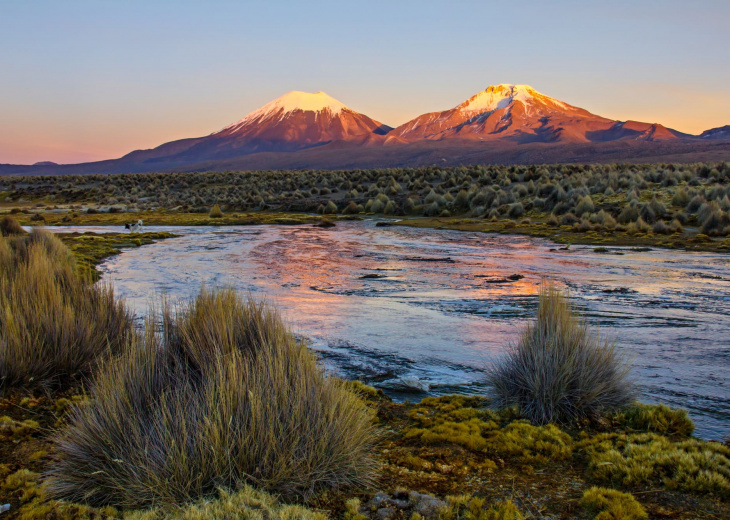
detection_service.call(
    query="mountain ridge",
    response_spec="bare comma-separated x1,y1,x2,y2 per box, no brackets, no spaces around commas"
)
2,85,728,175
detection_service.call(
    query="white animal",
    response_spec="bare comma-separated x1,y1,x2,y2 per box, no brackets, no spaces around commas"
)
125,219,144,233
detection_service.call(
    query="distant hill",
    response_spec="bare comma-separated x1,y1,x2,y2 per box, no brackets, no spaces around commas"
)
2,86,728,176
700,125,730,140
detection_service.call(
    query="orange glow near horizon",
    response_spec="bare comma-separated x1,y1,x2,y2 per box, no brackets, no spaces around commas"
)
2,85,728,165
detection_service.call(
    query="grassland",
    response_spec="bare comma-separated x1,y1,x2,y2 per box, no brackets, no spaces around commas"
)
1,235,728,519
2,161,730,253
2,164,730,519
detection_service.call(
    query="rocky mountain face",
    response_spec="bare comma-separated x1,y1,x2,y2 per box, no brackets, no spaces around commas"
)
391,84,689,143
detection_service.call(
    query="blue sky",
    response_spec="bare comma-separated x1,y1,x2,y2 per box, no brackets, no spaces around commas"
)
1,0,728,163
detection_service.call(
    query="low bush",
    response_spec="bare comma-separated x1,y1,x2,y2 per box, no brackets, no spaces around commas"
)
486,284,635,425
484,421,573,465
47,287,376,508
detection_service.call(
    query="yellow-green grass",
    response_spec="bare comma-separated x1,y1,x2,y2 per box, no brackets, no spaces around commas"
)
57,231,175,280
9,210,335,228
580,486,647,520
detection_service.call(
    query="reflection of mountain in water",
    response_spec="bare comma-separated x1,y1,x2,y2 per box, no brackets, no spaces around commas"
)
69,221,730,440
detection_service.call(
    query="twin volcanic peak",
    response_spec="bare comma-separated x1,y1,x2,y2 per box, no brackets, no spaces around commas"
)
111,84,699,171
210,85,688,150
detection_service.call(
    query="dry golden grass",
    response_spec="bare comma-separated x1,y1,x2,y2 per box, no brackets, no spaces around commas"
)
0,229,133,394
47,287,377,509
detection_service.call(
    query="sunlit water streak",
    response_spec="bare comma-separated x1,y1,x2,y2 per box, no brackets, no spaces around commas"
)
51,222,730,439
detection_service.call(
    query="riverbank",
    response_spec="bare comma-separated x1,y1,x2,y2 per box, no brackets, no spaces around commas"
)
57,231,175,279
11,207,730,254
395,215,730,254
2,388,729,519
1,228,728,519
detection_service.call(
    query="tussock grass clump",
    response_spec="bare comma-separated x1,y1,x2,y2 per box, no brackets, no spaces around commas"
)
208,204,223,218
615,403,694,437
579,486,647,520
0,215,26,236
487,284,635,425
47,287,376,509
0,230,133,393
578,432,730,498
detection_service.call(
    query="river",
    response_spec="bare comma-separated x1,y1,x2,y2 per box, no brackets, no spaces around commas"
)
52,221,730,439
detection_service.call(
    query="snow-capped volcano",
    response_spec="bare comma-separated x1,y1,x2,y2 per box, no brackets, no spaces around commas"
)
392,84,687,143
217,91,347,133
212,90,390,144
117,90,391,166
20,83,711,175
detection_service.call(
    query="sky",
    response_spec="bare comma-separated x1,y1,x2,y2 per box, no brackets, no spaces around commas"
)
1,0,729,164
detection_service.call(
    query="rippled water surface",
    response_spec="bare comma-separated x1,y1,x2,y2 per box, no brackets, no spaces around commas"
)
57,222,730,439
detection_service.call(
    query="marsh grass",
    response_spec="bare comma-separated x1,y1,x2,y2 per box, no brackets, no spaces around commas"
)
47,287,376,509
486,284,635,425
0,229,133,394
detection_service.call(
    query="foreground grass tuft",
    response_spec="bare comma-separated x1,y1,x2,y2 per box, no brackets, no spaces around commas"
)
47,287,376,509
0,230,133,394
486,283,635,425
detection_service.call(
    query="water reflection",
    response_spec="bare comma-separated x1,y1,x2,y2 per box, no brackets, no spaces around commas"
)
51,222,729,439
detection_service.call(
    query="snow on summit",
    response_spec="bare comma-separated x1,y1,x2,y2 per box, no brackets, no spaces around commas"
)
218,91,348,133
458,84,559,113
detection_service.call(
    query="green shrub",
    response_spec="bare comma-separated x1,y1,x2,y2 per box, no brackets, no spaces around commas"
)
616,404,694,437
0,230,133,393
579,486,647,520
486,284,635,424
48,288,376,508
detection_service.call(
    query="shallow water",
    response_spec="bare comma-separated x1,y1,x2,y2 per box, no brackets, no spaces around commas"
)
53,222,730,439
